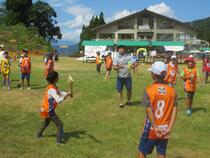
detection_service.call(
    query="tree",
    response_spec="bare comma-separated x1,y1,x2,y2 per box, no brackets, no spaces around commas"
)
5,0,32,26
29,1,62,42
79,12,106,50
98,12,105,25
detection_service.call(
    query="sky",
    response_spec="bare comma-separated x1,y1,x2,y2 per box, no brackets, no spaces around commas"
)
42,0,210,42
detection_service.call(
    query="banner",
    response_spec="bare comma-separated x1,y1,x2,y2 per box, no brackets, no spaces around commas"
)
85,46,107,57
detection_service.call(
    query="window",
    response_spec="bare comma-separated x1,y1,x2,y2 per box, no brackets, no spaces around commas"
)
157,33,174,41
99,34,115,39
157,18,174,29
118,34,134,40
118,20,134,29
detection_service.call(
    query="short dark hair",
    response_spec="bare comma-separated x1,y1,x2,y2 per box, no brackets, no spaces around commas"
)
3,51,8,55
46,71,59,84
117,45,125,51
22,49,28,53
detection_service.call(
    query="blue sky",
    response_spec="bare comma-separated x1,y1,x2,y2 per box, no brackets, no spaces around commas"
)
42,0,210,42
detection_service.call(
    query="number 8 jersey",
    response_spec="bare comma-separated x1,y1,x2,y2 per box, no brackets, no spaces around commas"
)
142,83,177,139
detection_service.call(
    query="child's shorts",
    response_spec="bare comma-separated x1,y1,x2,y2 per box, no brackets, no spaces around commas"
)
96,64,101,72
186,91,195,100
21,73,30,80
138,137,168,156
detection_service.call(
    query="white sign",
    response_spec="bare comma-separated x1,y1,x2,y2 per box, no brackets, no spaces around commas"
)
164,46,184,52
138,24,150,30
85,46,107,57
150,50,157,56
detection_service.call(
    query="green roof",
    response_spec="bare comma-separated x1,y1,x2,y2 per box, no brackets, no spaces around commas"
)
117,40,149,46
151,41,185,46
200,47,210,51
82,40,114,46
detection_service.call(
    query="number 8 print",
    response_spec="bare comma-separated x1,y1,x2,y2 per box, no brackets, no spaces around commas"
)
155,100,165,119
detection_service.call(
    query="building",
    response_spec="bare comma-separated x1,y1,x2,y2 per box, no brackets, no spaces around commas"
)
93,9,197,42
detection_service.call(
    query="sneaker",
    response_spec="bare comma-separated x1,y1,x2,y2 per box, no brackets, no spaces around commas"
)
3,86,6,90
20,87,23,90
27,87,31,90
8,87,10,90
186,109,192,116
56,142,64,146
126,102,131,106
119,103,125,108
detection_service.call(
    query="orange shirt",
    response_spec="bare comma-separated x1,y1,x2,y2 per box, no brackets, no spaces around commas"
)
142,83,176,139
105,56,113,69
164,62,178,84
21,57,31,74
182,67,197,92
40,84,58,118
96,55,102,65
45,60,54,77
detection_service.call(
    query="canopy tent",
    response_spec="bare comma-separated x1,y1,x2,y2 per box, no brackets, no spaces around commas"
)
151,41,185,52
117,40,149,46
200,47,210,51
82,40,114,46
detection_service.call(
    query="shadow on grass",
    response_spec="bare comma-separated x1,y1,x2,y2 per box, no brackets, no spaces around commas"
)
46,130,101,144
192,107,207,113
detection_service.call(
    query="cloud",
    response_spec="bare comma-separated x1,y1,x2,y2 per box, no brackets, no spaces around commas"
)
147,2,177,19
45,0,74,7
62,29,81,41
60,5,93,29
107,9,136,22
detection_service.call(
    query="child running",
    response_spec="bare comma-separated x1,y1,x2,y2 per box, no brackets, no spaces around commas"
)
104,52,113,79
96,52,102,76
181,57,199,116
202,55,210,83
37,71,71,144
1,51,11,90
164,55,179,87
19,49,31,90
138,61,178,158
44,53,54,78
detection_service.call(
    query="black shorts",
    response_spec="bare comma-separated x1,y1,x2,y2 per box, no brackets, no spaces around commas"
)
186,91,195,100
96,64,101,72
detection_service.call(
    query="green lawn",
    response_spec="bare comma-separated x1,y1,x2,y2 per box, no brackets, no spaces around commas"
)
0,56,210,158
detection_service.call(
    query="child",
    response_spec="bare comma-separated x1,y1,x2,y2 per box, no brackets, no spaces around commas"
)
164,55,179,87
19,49,31,90
44,53,54,78
181,57,199,116
104,52,113,79
132,51,139,75
37,71,71,144
138,61,178,158
96,52,102,75
203,56,210,83
1,51,11,90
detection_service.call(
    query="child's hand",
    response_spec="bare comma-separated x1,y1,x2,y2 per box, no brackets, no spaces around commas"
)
161,128,171,139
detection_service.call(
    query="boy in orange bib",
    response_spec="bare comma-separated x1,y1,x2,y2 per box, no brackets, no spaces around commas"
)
104,52,113,79
164,55,179,87
138,61,178,158
181,57,199,116
37,71,71,144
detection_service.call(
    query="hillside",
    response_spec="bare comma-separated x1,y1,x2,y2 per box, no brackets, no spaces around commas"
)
187,17,210,42
0,24,52,52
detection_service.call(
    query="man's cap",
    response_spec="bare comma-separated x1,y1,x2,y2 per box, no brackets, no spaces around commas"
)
189,55,194,58
148,61,167,75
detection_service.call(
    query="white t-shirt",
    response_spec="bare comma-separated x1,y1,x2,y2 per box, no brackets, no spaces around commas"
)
48,89,68,104
0,51,4,64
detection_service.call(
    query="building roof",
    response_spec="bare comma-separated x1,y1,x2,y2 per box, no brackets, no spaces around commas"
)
93,9,196,32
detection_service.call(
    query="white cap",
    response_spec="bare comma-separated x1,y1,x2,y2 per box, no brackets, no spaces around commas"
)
189,55,194,58
148,61,167,75
171,55,177,59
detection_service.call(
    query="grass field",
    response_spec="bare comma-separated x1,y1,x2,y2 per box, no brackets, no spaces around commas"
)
0,56,210,158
